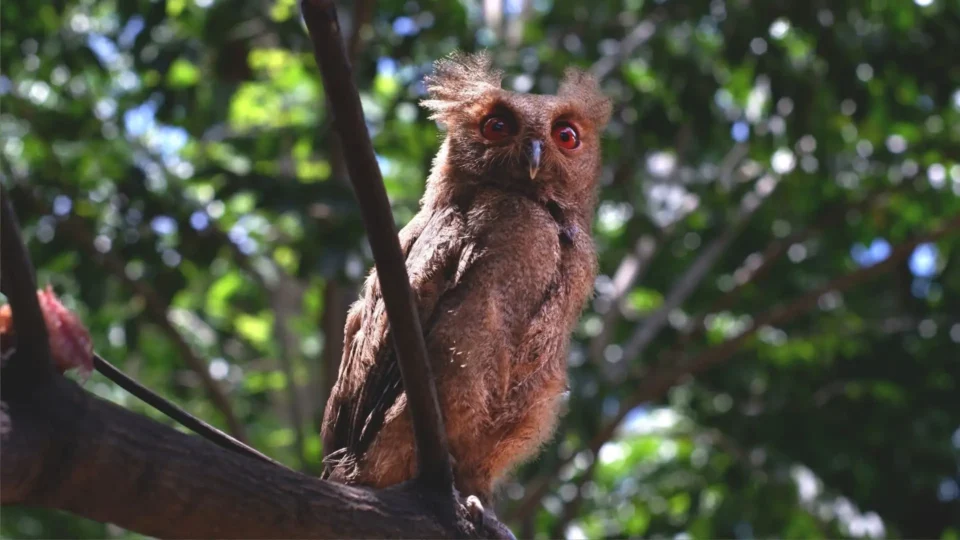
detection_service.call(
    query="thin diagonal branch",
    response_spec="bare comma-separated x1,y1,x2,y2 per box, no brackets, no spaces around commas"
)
621,179,770,362
679,186,903,344
19,190,247,440
589,11,666,80
587,125,694,365
588,234,658,363
300,0,454,494
92,353,283,468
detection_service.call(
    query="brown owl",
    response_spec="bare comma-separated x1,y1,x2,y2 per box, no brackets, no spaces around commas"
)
321,51,611,504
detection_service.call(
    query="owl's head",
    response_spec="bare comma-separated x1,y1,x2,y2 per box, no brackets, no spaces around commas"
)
421,51,611,202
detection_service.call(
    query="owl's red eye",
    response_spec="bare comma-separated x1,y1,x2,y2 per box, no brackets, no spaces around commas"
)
552,123,580,150
481,115,515,141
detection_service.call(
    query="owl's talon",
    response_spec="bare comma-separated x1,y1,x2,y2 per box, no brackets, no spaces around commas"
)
461,494,516,540
465,495,484,519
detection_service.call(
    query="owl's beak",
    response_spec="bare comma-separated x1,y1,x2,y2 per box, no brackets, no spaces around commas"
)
527,140,543,179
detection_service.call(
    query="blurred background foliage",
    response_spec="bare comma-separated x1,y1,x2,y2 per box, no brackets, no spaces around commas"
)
2,0,960,538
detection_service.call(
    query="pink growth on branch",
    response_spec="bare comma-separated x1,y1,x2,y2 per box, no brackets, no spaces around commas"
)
0,286,93,380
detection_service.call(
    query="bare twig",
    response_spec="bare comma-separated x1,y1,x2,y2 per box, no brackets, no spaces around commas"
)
21,191,248,440
92,353,283,468
621,179,769,362
300,0,454,493
589,11,666,80
0,186,53,383
605,214,960,461
587,234,658,363
587,126,694,365
679,187,901,343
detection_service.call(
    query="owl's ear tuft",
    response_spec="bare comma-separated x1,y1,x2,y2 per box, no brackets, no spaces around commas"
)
559,68,612,128
421,50,503,126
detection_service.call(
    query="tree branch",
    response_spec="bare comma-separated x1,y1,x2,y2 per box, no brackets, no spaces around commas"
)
621,177,770,362
0,185,53,384
315,0,371,445
0,375,482,539
92,353,284,469
300,0,454,493
18,190,247,440
589,11,666,80
679,186,902,343
587,234,658,363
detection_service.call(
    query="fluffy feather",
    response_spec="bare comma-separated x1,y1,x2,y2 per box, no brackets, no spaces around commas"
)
322,51,610,503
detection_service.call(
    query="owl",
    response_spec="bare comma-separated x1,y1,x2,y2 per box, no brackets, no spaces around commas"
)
321,51,611,505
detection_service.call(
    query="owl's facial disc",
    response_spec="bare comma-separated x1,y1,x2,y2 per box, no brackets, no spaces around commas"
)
527,139,543,179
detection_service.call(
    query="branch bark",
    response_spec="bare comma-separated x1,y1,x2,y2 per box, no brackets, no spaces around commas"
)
0,375,477,539
300,0,454,494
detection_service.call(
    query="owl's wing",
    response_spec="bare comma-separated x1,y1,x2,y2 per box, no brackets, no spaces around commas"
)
320,206,471,477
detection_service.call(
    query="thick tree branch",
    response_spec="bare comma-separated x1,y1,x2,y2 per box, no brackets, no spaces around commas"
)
300,0,454,493
0,375,484,539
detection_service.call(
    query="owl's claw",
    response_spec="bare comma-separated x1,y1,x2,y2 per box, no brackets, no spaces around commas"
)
462,494,517,540
465,495,484,519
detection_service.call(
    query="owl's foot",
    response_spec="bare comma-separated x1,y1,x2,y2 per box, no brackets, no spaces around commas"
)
464,495,516,540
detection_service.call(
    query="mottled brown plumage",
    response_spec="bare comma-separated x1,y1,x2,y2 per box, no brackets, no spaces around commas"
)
321,51,611,503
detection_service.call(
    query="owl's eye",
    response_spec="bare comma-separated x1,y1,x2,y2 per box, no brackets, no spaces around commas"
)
480,115,515,141
552,123,580,150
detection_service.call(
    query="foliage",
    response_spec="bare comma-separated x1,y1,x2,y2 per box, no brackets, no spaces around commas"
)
2,0,959,538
